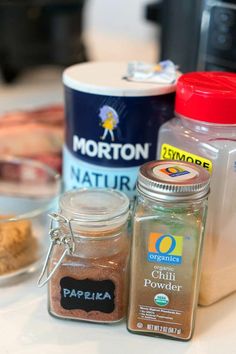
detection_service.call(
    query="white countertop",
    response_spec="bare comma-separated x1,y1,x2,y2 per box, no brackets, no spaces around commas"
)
0,270,236,354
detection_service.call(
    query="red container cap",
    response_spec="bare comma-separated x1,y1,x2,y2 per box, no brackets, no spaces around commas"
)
175,72,236,124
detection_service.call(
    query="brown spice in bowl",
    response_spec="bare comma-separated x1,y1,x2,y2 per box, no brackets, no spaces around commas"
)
0,218,38,274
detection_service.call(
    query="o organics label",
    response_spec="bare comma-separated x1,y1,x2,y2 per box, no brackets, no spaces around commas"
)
160,166,190,178
153,163,198,182
147,233,183,265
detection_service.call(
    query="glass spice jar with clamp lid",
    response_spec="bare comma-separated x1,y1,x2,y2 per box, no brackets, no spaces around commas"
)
38,188,130,323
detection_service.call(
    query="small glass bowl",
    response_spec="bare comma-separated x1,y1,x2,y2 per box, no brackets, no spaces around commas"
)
0,156,61,284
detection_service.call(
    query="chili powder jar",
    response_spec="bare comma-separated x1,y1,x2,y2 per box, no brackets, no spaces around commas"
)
38,188,130,323
127,160,210,340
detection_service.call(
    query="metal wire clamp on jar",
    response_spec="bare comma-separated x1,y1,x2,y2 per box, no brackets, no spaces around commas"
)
38,188,130,323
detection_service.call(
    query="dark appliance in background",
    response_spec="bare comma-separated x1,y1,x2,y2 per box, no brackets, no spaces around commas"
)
0,1,88,83
146,0,236,73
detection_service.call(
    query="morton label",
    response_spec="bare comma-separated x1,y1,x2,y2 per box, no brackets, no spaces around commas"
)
160,143,212,173
63,146,139,197
63,87,174,197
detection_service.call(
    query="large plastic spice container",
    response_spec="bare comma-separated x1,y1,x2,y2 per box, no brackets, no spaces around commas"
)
38,188,130,323
127,160,210,340
158,72,236,305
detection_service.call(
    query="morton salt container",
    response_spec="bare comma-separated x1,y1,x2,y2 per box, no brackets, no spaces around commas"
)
63,62,177,198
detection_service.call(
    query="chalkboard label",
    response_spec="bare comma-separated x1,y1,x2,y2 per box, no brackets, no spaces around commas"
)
60,277,115,313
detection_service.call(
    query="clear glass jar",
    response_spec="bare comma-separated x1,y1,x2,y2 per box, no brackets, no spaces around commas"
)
127,160,210,340
0,156,60,284
38,188,130,323
158,72,236,305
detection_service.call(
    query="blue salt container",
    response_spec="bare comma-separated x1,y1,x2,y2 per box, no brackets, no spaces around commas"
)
63,62,177,198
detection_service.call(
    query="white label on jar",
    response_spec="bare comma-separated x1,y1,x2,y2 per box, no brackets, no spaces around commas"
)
153,163,198,182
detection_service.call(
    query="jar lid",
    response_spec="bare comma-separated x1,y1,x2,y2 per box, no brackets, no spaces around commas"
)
63,62,177,97
137,160,210,201
59,188,130,230
175,72,236,124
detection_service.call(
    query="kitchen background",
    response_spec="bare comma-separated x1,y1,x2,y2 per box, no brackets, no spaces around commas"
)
0,0,158,112
0,0,236,352
1,0,235,112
